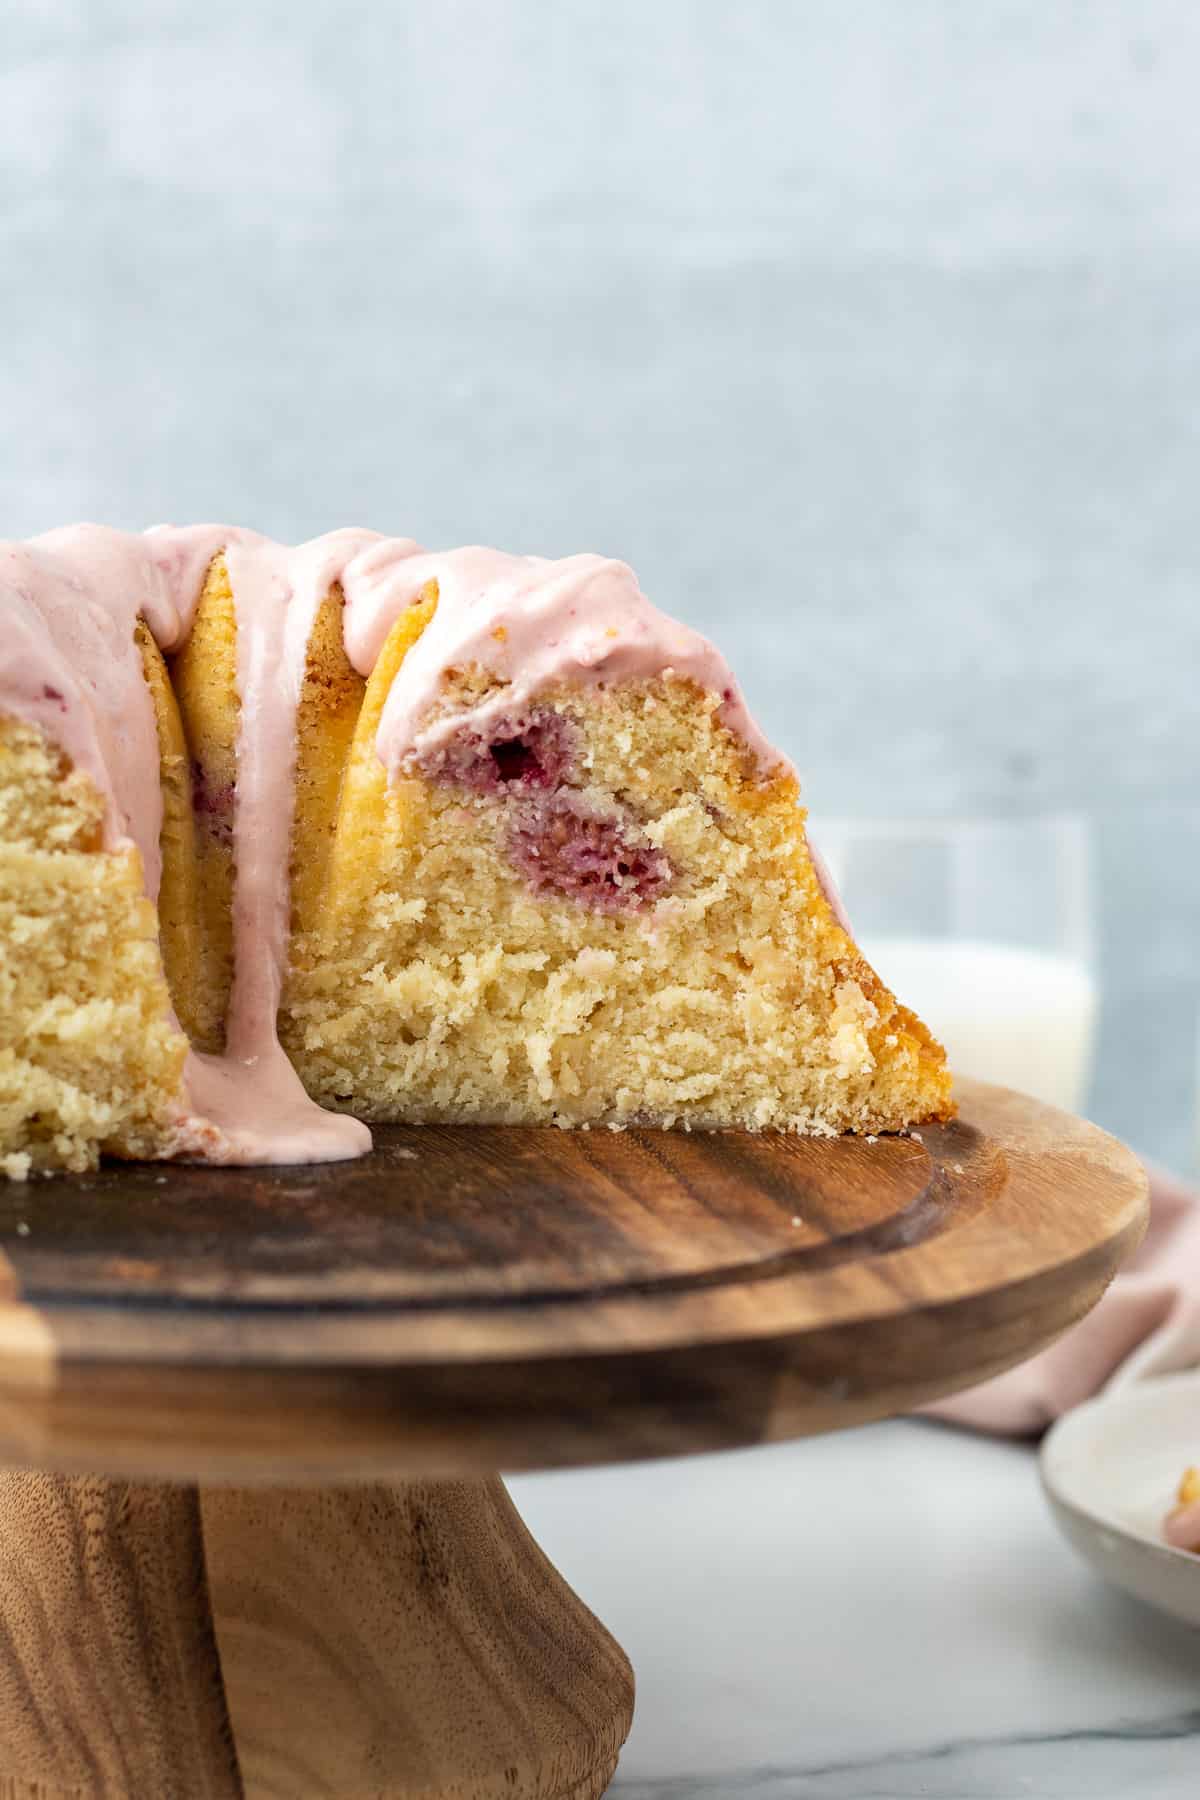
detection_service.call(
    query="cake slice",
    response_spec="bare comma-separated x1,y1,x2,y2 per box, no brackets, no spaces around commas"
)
281,548,953,1135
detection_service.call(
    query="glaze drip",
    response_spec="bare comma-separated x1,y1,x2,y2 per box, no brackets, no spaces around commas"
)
0,525,798,1166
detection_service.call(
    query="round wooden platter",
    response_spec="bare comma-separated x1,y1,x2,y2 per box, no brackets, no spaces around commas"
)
0,1078,1148,1484
0,1082,1148,1800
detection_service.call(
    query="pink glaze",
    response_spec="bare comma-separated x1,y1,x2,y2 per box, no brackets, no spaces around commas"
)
202,531,372,1163
337,545,790,782
0,525,802,1167
1163,1498,1200,1553
1,527,200,899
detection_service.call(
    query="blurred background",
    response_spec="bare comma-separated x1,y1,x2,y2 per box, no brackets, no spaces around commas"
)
4,1,1197,1166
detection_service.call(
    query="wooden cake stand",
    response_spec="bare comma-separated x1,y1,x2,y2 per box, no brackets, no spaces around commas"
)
0,1079,1147,1799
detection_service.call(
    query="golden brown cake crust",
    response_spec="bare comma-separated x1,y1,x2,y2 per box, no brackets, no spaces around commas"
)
165,555,239,1050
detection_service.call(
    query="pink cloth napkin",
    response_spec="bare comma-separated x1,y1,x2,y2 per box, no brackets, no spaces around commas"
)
925,1160,1200,1436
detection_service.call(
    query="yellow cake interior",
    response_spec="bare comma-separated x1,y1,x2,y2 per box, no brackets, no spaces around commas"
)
283,662,947,1132
0,716,187,1179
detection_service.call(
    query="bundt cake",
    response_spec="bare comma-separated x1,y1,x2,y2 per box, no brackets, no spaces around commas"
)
0,525,952,1178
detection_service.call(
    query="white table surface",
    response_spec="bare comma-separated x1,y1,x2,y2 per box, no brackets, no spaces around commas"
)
509,1420,1200,1798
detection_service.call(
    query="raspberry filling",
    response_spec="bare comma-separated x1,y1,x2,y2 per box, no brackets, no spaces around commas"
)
507,793,672,914
417,709,576,794
421,709,674,912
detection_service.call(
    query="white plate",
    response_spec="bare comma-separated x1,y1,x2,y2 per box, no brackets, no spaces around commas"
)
1040,1369,1200,1627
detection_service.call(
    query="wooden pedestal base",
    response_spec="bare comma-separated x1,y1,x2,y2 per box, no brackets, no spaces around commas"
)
0,1096,1149,1794
0,1473,634,1800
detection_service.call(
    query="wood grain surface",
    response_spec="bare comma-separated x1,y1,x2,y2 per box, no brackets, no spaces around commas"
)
0,1474,633,1800
202,1478,632,1799
0,1474,240,1798
0,1081,1148,1482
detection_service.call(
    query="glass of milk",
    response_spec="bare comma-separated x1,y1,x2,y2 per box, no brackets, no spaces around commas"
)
809,816,1097,1115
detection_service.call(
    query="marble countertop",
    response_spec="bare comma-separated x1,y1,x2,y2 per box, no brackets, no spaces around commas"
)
509,1420,1200,1798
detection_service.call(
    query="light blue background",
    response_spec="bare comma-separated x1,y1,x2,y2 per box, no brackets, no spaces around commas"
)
3,2,1197,1165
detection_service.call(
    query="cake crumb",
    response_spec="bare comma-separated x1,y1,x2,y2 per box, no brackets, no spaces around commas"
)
865,1134,878,1145
15,1222,29,1236
790,1215,803,1228
394,1147,419,1161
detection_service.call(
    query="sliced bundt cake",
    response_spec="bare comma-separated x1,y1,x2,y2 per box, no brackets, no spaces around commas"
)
0,526,952,1176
